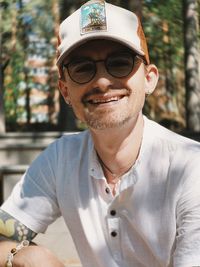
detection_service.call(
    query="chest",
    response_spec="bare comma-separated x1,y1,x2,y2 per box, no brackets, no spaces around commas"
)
57,165,178,266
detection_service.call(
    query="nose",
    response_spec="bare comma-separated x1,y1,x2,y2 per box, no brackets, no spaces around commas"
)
92,62,113,91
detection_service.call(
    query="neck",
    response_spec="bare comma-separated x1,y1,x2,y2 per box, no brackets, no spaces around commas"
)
90,113,144,177
98,154,134,183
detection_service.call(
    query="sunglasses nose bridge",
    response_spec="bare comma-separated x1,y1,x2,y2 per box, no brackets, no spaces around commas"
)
91,61,114,90
94,59,112,79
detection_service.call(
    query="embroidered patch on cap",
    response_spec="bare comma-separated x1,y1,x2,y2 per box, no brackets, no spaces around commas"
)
80,0,107,35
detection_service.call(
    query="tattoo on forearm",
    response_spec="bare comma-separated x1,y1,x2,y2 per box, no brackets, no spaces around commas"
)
0,209,37,242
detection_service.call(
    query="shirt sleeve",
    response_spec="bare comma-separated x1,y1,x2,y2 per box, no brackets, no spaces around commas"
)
1,141,61,233
173,154,200,267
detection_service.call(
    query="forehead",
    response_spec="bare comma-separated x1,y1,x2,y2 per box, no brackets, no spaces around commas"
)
66,39,131,60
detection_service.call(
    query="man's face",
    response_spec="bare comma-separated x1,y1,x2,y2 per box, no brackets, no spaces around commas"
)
59,40,157,130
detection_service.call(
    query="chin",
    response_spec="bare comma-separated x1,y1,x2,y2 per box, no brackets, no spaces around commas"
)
86,116,132,130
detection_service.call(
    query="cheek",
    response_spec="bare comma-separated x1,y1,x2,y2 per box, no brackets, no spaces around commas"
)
126,75,146,96
65,75,90,100
125,73,146,110
64,82,83,102
126,65,146,91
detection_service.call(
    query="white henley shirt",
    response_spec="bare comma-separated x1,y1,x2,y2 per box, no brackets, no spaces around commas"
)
2,116,200,267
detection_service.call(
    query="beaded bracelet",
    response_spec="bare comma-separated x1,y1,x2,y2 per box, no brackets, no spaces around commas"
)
5,240,30,267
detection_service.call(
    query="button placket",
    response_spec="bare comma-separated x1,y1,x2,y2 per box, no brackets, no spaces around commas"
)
107,216,121,262
109,215,118,238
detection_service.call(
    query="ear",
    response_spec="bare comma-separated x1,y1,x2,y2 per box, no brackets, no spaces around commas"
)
144,64,159,95
58,79,70,104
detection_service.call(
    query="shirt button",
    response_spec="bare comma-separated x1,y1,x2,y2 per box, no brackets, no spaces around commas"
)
105,187,110,194
110,210,116,216
111,231,118,237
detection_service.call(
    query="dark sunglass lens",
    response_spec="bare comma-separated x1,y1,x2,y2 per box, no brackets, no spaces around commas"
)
106,53,134,78
67,60,96,84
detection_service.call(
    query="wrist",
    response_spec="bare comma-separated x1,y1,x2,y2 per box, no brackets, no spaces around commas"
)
5,240,29,267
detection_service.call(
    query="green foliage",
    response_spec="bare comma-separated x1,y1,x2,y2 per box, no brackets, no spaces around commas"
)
2,0,56,129
142,0,186,129
144,0,184,69
23,0,54,41
4,51,25,123
1,1,27,125
1,1,13,60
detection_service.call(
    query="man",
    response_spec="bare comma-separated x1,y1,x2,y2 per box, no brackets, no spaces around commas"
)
0,1,200,266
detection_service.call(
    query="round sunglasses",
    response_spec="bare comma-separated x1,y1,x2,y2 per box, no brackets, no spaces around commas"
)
62,51,144,84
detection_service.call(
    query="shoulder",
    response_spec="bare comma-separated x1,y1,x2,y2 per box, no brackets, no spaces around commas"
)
61,129,91,145
143,116,200,178
28,130,92,173
45,129,91,154
144,116,200,153
142,118,200,200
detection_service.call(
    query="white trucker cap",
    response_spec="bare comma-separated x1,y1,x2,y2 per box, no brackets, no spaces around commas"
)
56,0,150,70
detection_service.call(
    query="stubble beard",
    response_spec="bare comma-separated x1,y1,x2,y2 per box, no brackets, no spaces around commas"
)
83,109,133,130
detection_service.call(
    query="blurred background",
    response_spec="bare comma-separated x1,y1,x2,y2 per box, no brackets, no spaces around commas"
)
0,0,200,134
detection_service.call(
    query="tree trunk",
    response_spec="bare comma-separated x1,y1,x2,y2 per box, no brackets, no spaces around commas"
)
121,0,142,18
0,3,6,133
48,0,60,125
183,0,200,132
0,71,6,133
58,0,81,131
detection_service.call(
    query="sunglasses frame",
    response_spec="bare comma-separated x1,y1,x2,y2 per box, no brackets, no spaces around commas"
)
62,51,145,84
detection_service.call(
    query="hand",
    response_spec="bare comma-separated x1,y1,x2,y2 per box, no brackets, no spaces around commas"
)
13,245,65,267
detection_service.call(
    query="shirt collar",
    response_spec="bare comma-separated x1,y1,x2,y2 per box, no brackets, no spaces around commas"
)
88,115,153,181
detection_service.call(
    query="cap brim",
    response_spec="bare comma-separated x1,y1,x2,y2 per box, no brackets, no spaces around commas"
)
56,35,145,67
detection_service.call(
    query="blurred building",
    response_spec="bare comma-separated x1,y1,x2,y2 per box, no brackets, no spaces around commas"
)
17,33,58,125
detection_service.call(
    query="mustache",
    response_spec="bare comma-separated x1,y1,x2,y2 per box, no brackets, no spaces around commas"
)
83,87,106,99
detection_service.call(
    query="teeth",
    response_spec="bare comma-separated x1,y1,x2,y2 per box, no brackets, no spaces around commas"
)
89,96,120,104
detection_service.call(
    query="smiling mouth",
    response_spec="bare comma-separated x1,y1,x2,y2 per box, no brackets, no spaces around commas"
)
85,95,125,105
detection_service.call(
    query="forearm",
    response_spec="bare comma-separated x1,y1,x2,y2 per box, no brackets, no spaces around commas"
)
0,209,65,266
0,207,36,266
